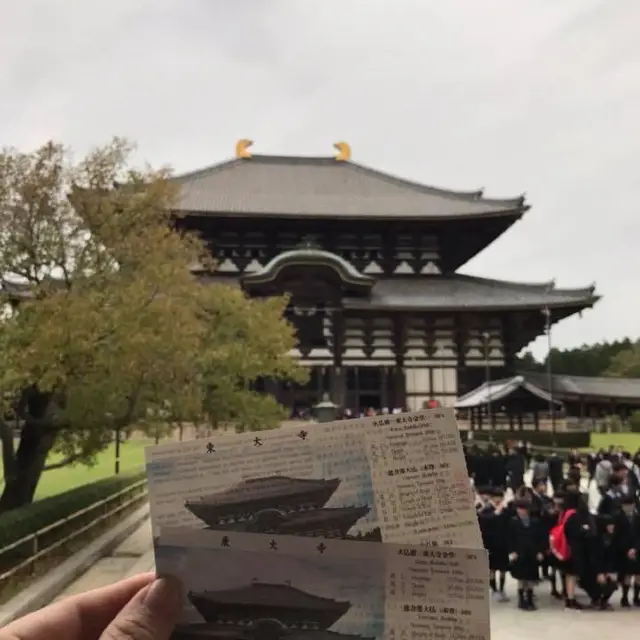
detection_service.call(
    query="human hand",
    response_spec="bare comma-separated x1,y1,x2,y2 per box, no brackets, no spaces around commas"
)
0,572,181,640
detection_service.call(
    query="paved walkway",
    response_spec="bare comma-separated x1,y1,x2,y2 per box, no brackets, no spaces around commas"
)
50,520,154,602
491,575,640,639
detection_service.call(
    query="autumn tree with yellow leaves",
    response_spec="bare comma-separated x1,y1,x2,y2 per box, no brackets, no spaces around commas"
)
0,139,304,511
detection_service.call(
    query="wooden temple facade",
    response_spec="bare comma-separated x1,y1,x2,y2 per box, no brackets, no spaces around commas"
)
170,140,600,414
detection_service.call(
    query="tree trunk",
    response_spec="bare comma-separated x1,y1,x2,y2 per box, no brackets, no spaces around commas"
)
0,420,56,513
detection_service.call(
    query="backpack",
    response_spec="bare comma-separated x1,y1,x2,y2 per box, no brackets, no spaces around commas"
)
549,509,576,561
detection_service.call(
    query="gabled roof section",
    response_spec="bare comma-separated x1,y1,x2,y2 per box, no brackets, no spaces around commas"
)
456,375,563,409
170,154,528,220
241,248,374,292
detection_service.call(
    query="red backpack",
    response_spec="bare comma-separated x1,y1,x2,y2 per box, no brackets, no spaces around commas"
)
549,509,576,561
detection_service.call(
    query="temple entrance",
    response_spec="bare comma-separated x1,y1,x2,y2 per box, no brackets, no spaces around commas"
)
344,366,391,413
276,367,331,418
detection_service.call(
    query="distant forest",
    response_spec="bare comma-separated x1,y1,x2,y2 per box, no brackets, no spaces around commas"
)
516,338,640,378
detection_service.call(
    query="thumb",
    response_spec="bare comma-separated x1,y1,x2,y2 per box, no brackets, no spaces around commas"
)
100,576,182,640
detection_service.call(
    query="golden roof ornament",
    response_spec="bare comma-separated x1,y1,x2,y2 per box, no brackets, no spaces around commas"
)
333,142,351,162
235,139,253,159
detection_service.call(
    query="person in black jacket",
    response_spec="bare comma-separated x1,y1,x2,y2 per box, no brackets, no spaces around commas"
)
506,448,526,492
559,490,587,610
547,493,566,600
530,478,553,582
478,488,510,603
592,514,621,609
615,494,640,607
507,499,545,611
488,447,507,489
548,453,564,494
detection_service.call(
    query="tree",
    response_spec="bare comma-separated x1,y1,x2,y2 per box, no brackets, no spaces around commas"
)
605,341,640,379
515,350,542,372
515,339,637,377
0,139,305,511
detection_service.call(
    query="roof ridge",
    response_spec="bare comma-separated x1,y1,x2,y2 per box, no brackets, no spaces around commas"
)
345,160,526,207
454,274,596,294
563,373,640,384
171,157,242,182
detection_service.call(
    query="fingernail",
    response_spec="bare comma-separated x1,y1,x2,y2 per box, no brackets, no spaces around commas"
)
143,576,183,612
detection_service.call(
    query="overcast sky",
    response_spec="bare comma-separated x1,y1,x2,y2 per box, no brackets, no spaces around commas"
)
1,0,637,359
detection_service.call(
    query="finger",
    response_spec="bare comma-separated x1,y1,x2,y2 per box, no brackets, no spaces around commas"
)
0,573,155,640
99,575,182,640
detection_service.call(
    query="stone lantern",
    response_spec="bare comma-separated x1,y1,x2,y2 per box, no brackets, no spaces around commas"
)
313,393,339,423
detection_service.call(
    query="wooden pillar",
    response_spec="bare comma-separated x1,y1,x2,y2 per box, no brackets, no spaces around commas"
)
501,314,517,375
380,367,389,410
331,312,346,407
392,315,407,410
454,315,469,398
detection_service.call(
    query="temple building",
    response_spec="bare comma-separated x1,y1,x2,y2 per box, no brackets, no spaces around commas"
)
169,140,599,414
185,475,379,540
175,582,371,640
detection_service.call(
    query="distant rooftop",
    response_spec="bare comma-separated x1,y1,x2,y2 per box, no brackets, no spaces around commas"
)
522,372,640,402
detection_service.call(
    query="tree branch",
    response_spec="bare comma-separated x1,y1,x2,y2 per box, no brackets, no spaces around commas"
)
43,453,80,471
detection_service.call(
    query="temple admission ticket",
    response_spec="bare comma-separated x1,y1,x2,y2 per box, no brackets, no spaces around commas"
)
145,409,488,640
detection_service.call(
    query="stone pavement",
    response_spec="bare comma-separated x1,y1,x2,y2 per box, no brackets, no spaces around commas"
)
491,575,640,639
50,519,154,602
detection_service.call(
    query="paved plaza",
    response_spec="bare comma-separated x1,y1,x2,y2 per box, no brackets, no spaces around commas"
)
491,576,640,639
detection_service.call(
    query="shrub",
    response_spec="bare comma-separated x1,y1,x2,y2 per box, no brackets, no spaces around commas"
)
0,470,146,551
467,430,590,449
628,411,640,434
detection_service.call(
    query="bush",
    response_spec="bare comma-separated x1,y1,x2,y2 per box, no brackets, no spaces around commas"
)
628,411,640,434
0,470,146,551
467,430,590,449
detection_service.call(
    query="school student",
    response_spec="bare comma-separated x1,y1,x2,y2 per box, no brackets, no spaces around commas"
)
507,499,545,610
593,514,620,609
483,489,510,602
615,494,640,607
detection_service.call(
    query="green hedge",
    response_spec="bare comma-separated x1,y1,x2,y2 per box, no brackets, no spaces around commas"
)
0,470,146,551
466,430,590,449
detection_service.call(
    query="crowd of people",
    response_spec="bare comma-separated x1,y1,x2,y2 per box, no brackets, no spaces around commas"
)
466,442,640,612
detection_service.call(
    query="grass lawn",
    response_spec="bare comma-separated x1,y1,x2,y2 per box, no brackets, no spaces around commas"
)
1,438,152,501
589,432,640,452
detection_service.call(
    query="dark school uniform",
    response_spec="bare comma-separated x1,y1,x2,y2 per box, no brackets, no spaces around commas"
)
485,508,510,572
594,517,621,575
615,510,640,576
506,452,525,491
547,455,564,493
507,514,545,582
488,453,507,489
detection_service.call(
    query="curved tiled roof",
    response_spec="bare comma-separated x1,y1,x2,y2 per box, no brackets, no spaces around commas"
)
522,372,640,401
343,274,598,311
171,155,527,219
191,582,349,609
456,375,563,409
